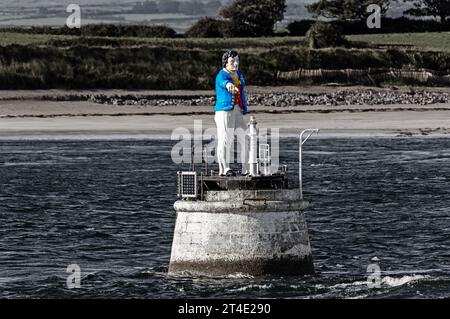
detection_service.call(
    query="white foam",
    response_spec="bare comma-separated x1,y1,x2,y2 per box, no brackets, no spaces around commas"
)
226,272,255,279
381,275,428,287
232,284,273,292
327,280,368,290
325,274,430,290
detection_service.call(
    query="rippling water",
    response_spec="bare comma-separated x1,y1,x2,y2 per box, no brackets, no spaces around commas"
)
0,137,449,299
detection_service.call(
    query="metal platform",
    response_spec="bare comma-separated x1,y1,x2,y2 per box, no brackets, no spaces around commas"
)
199,173,289,192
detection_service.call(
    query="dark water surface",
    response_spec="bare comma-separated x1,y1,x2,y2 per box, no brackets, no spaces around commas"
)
0,137,449,299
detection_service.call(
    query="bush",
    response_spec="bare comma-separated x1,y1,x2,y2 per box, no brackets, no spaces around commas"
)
185,18,226,38
0,24,178,38
287,20,315,36
305,21,347,49
82,24,177,38
288,18,450,36
0,42,449,89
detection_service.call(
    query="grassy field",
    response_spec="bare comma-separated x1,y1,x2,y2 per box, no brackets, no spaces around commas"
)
1,31,450,52
0,31,449,89
348,32,450,52
0,32,77,46
0,31,306,49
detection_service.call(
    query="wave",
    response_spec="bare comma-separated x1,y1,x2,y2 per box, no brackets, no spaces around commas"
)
324,274,430,290
226,273,255,279
231,284,274,292
382,275,428,287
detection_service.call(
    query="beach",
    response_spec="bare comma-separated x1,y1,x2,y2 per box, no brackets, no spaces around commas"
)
0,86,449,137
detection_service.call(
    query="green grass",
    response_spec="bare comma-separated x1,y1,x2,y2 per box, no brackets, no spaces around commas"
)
0,31,306,49
1,31,449,89
137,36,307,50
0,32,77,46
2,30,450,53
348,32,450,52
2,30,449,52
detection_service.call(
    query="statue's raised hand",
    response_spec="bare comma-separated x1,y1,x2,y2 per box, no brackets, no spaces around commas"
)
226,83,239,94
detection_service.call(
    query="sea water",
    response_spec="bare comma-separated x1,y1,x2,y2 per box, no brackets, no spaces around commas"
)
0,137,449,298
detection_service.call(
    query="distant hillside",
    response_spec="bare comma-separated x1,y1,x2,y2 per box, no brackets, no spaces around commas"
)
0,0,413,31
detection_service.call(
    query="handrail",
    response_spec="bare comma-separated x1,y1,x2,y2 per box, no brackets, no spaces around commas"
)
299,129,320,200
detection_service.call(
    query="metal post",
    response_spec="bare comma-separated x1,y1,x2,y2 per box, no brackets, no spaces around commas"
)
248,116,259,176
190,145,195,172
299,129,319,200
203,145,208,175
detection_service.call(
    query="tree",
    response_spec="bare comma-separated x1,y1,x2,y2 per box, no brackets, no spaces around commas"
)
307,0,390,20
305,21,347,48
220,0,287,37
401,0,450,23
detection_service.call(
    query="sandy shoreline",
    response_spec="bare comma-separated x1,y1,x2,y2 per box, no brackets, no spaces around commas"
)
0,87,449,138
1,111,449,138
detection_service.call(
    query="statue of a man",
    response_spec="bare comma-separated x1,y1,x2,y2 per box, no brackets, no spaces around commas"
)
214,50,248,177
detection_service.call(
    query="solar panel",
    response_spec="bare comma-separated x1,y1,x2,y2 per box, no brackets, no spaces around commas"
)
177,171,198,199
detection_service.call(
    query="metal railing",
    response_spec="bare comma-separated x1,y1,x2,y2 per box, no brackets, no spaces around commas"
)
299,129,320,200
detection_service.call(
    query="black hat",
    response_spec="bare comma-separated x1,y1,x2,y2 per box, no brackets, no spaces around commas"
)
222,50,240,68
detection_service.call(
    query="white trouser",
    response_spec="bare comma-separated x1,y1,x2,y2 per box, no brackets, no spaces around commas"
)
214,107,249,175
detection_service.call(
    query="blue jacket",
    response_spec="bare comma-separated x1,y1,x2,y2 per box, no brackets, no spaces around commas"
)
214,69,247,114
